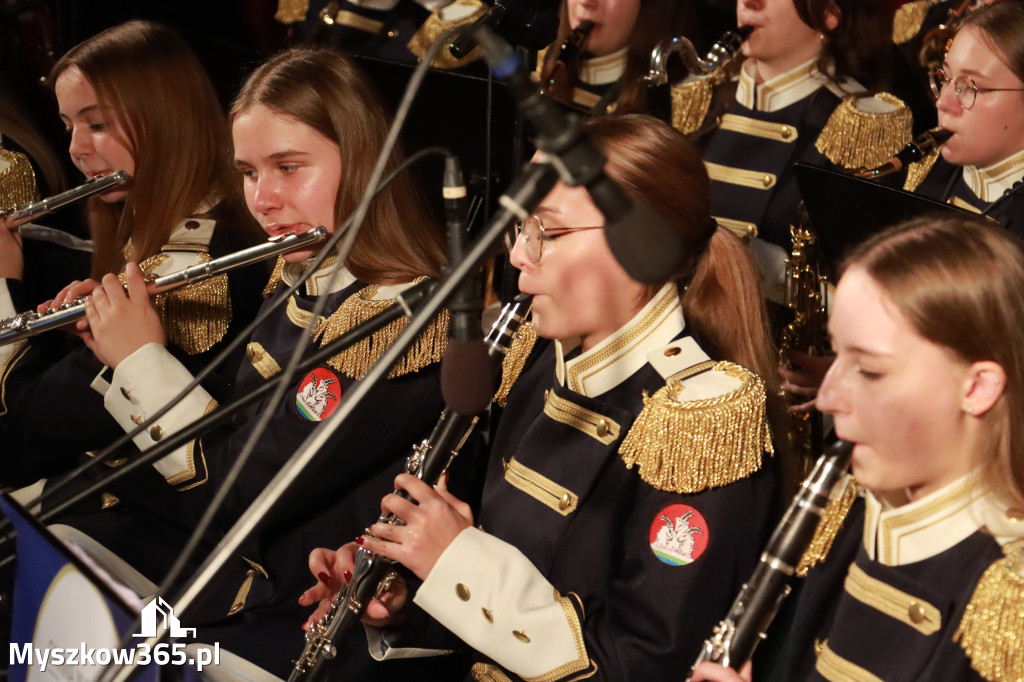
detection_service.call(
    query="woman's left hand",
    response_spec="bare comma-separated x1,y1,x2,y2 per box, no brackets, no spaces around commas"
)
82,261,166,368
360,473,474,581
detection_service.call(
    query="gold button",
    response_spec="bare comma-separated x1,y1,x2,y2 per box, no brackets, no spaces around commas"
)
502,459,509,472
908,602,926,624
780,126,793,140
595,419,609,438
663,346,681,357
513,630,530,643
184,220,201,230
558,493,571,511
482,608,493,623
120,386,132,400
130,414,144,425
544,389,551,401
1007,508,1024,521
456,583,471,601
387,29,398,38
150,425,163,441
762,175,773,188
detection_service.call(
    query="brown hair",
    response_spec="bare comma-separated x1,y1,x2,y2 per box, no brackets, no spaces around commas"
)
541,1,698,115
51,20,258,279
230,48,445,283
580,114,778,392
795,0,897,92
958,1,1024,85
844,215,1024,509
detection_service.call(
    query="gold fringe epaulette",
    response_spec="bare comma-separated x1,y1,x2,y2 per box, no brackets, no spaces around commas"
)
0,148,38,211
274,0,308,24
407,0,485,69
320,282,449,379
955,540,1024,682
892,0,935,45
796,477,860,577
262,256,286,298
493,321,536,407
903,148,942,192
619,361,773,494
670,79,714,136
131,252,231,355
815,93,913,170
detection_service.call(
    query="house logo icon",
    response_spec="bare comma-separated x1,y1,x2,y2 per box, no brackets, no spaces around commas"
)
133,597,197,638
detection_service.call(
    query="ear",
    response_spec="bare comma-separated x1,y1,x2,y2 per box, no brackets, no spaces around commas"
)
962,360,1006,417
824,2,841,31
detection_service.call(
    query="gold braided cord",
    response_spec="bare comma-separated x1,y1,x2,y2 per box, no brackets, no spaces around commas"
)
0,149,38,211
619,361,773,494
274,0,308,24
670,79,714,136
320,282,449,379
494,322,537,407
892,0,934,45
955,540,1024,682
796,477,860,577
903,148,942,192
815,93,913,170
407,0,485,69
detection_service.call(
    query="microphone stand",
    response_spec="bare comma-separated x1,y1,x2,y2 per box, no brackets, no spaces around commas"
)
105,160,559,682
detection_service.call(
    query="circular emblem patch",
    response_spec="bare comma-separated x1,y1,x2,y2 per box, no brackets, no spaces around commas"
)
295,367,341,422
649,504,708,566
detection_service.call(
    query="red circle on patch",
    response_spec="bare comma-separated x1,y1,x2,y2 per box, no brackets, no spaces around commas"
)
295,367,342,422
648,504,709,566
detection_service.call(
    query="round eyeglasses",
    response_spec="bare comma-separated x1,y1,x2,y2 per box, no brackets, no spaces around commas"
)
512,215,603,263
928,68,1024,110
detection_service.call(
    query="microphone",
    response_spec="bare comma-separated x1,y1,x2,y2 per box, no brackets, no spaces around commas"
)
449,0,560,59
853,128,952,181
439,155,493,415
472,23,688,285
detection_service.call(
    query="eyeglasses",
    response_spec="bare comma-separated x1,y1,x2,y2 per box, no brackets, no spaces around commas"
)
928,68,1024,110
512,215,603,263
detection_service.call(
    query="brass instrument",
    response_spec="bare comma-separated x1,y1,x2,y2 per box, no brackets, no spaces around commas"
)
0,171,128,224
687,441,853,679
541,20,594,98
291,294,533,682
0,227,328,346
919,0,973,72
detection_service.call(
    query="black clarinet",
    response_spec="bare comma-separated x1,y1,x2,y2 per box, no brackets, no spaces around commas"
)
687,440,854,678
290,294,533,682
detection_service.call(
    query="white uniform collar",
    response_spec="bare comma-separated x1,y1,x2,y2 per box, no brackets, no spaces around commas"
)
863,472,1024,566
962,149,1024,203
736,55,831,113
281,255,355,297
554,282,684,398
579,47,629,86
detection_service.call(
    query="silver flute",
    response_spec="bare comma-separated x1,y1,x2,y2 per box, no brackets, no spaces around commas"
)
291,293,533,682
687,440,854,679
0,171,128,222
0,226,328,346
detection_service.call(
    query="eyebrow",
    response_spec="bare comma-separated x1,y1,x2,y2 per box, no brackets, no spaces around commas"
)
59,104,100,121
942,61,990,80
234,149,311,166
536,206,565,217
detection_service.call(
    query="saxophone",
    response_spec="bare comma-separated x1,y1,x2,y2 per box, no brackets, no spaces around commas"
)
291,294,533,682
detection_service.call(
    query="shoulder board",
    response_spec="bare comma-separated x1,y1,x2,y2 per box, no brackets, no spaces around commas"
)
320,281,449,379
493,321,537,407
407,0,485,70
903,147,942,192
274,0,307,24
955,539,1024,681
669,78,715,136
892,0,934,45
619,338,773,493
796,476,861,576
815,93,913,170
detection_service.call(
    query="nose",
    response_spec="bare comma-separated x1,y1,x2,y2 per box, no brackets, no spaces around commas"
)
508,231,532,271
250,175,282,215
67,125,92,160
935,80,962,116
815,358,845,416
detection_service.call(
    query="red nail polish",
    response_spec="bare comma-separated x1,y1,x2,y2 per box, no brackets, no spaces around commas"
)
355,536,364,545
343,570,352,583
318,571,330,584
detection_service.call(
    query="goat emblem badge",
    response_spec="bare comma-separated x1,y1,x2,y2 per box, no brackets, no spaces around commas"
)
649,504,708,566
295,368,341,421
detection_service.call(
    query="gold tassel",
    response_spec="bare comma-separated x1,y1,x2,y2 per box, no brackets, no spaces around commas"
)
796,477,860,577
274,0,308,24
263,256,286,298
670,79,714,136
407,0,485,70
0,149,39,211
320,283,449,379
493,322,536,407
815,93,913,170
955,540,1024,682
903,148,942,193
892,0,934,45
619,361,773,494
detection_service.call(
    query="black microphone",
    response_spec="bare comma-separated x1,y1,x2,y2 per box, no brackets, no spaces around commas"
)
449,0,560,59
472,23,688,285
439,155,492,415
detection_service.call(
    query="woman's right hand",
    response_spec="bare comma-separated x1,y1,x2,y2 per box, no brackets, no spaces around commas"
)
690,661,753,682
81,262,166,367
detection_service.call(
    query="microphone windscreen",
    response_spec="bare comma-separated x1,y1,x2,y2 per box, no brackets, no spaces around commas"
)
604,201,688,285
441,339,495,415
